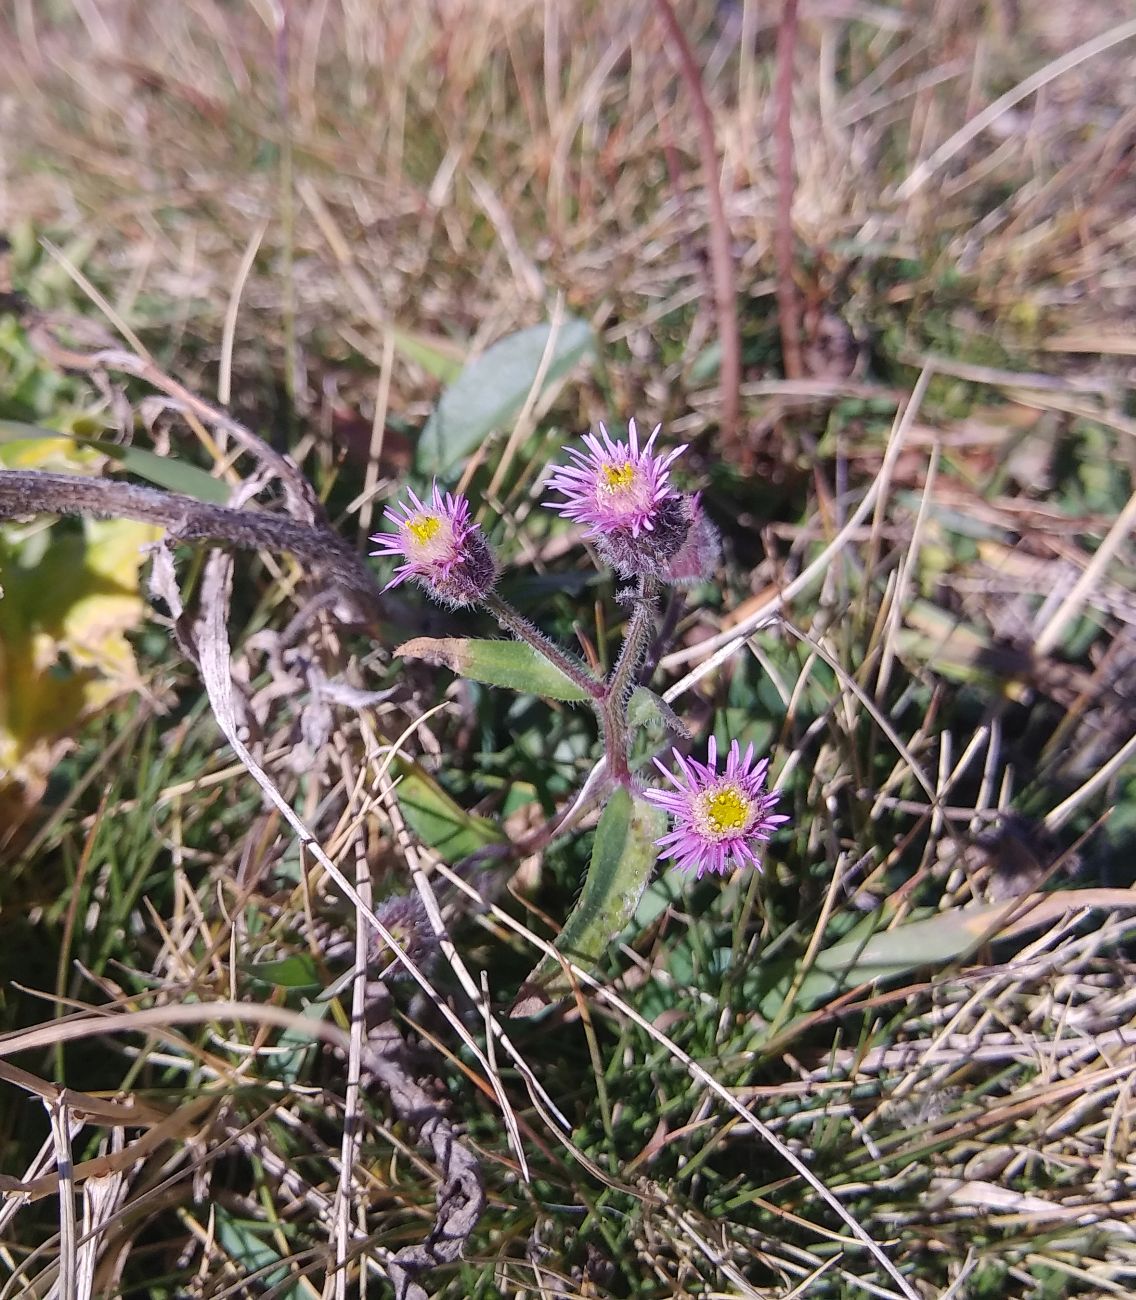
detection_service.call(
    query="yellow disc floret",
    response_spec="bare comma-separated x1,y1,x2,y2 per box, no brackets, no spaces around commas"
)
696,784,752,838
600,461,636,492
406,514,443,546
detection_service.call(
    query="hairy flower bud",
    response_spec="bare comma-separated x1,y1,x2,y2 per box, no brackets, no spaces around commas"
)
370,481,496,607
661,493,721,586
595,492,690,578
372,894,436,975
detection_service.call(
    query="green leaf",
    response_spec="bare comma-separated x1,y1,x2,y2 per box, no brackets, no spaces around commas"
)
96,442,231,503
244,954,323,990
755,898,1101,1027
211,1205,309,1299
0,420,230,503
627,686,680,731
416,316,595,474
511,788,665,1015
395,636,592,702
391,327,466,382
394,758,504,862
263,998,330,1085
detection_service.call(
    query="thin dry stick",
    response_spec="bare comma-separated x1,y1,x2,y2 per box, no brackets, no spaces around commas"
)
220,220,269,409
778,619,938,804
653,0,741,450
486,292,565,501
47,1101,78,1300
355,327,396,542
175,549,571,1152
76,1147,128,1300
376,769,529,1180
1045,730,1136,833
774,0,803,382
660,368,932,686
40,238,151,364
27,321,319,521
874,440,940,703
1032,485,1136,657
330,836,372,1300
0,1002,353,1061
0,471,382,612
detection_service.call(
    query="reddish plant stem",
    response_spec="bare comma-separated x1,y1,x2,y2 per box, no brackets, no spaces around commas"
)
653,0,741,452
774,0,804,382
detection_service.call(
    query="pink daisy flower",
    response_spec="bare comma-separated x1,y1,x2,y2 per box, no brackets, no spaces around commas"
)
370,482,495,607
644,737,789,878
545,418,686,541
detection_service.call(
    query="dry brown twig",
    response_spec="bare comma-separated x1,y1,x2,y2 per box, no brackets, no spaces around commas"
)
773,0,803,383
0,471,384,615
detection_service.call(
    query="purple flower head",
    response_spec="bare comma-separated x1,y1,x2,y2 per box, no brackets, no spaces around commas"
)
644,737,789,878
370,482,495,607
545,419,689,576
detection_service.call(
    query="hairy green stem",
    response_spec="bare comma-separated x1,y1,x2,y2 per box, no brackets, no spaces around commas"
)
482,592,604,701
484,578,661,789
602,577,660,785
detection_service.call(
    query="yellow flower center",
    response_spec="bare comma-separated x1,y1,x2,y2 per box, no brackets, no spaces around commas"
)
697,784,752,837
600,461,636,492
406,514,442,546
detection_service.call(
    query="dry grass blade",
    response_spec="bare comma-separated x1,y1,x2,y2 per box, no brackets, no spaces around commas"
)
895,17,1136,199
427,862,922,1300
661,368,931,689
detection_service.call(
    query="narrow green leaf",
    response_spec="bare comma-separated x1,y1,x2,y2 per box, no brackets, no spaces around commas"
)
394,758,504,862
391,327,466,382
96,442,232,503
416,316,595,474
755,901,1048,1025
244,954,323,990
212,1205,309,1299
263,998,331,1085
0,420,230,504
511,788,665,1015
396,636,592,702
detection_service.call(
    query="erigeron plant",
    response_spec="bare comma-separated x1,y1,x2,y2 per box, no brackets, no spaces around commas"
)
373,420,788,1005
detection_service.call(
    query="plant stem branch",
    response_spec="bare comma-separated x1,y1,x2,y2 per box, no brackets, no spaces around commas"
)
639,589,686,685
0,469,382,612
602,577,660,785
482,592,604,701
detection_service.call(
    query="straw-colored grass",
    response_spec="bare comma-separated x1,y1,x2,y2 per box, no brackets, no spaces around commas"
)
1,3,1134,1297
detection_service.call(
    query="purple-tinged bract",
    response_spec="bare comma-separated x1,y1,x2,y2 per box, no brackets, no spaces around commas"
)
545,419,689,575
644,737,789,878
370,482,495,607
661,493,721,586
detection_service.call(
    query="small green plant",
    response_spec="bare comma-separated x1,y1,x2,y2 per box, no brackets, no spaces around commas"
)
371,420,787,1007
